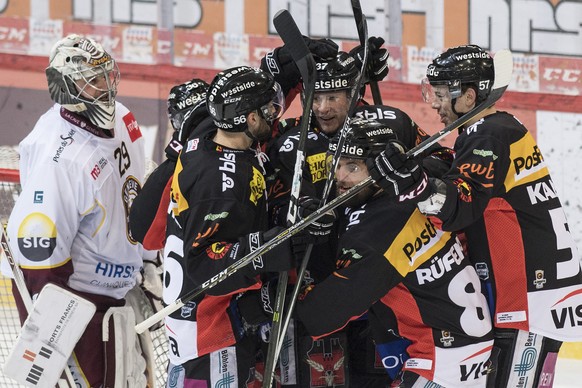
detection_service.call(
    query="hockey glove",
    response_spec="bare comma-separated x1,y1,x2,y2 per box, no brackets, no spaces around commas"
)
295,196,337,244
235,279,278,327
366,141,431,202
349,36,390,82
238,226,303,275
261,36,338,95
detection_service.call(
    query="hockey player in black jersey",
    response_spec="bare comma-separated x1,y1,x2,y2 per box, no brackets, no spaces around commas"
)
297,118,494,387
160,66,326,387
129,78,210,250
260,38,454,386
368,44,582,387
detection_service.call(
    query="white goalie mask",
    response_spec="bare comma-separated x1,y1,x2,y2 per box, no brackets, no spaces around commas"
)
46,34,120,130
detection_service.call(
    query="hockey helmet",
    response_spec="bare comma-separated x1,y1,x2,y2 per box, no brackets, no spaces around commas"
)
46,34,120,129
423,45,494,105
328,118,399,159
206,66,285,132
167,78,209,131
314,52,360,93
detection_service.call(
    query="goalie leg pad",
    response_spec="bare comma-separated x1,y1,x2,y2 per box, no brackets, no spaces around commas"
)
102,305,148,388
2,284,96,388
125,285,164,388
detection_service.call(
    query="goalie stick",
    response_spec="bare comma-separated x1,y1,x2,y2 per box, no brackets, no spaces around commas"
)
134,48,513,336
263,9,318,387
352,0,383,105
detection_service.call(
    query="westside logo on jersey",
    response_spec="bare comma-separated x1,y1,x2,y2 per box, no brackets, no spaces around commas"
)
122,112,142,142
16,213,57,262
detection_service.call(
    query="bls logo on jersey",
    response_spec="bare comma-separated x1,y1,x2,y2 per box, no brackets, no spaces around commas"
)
354,107,397,121
17,213,57,261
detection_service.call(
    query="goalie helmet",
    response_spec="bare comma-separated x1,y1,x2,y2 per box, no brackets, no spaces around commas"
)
167,78,209,132
206,66,284,133
423,45,494,105
46,34,120,130
328,118,398,159
315,52,360,93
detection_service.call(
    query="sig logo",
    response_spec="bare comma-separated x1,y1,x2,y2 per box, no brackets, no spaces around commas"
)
17,213,57,261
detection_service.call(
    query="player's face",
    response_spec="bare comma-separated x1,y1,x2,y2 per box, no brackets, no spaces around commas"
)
335,157,375,207
248,113,273,142
428,85,458,126
313,90,350,136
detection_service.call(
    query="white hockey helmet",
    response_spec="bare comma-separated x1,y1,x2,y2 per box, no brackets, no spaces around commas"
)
46,34,120,129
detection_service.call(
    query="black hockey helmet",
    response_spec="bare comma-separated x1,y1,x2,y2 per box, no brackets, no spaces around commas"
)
206,66,285,132
328,118,398,159
315,52,360,93
423,45,494,104
167,78,209,131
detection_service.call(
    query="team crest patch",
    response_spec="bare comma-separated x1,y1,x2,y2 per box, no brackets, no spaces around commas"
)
206,242,231,260
301,334,348,387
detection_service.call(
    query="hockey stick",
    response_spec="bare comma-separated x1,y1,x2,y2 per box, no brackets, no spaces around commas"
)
134,48,513,336
262,9,318,387
134,173,370,335
351,0,383,105
272,48,513,355
270,11,372,362
1,228,77,387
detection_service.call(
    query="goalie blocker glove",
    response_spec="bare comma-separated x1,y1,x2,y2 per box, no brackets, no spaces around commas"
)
349,36,390,83
367,141,431,203
261,36,338,95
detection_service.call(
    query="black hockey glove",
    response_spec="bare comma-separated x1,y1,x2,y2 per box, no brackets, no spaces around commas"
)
235,278,278,327
366,141,431,202
238,226,306,275
295,196,337,245
349,36,390,82
261,36,338,95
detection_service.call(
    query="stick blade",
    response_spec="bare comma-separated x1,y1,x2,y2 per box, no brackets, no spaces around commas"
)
492,49,513,90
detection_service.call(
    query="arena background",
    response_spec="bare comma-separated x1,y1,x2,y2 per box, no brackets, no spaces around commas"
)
0,0,581,385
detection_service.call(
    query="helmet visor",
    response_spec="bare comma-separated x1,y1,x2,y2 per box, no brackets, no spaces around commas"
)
68,59,120,106
421,77,462,104
259,82,285,124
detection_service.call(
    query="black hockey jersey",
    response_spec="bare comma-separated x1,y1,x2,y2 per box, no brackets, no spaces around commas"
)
162,127,269,364
297,194,494,387
432,111,582,341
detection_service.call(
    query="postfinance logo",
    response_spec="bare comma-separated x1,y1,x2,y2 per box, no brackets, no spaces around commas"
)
17,213,57,261
249,166,265,205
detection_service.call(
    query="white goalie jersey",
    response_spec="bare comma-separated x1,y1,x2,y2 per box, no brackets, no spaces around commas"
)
2,102,147,300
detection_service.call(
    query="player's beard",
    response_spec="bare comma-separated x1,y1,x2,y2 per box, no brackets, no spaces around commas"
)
339,183,379,209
